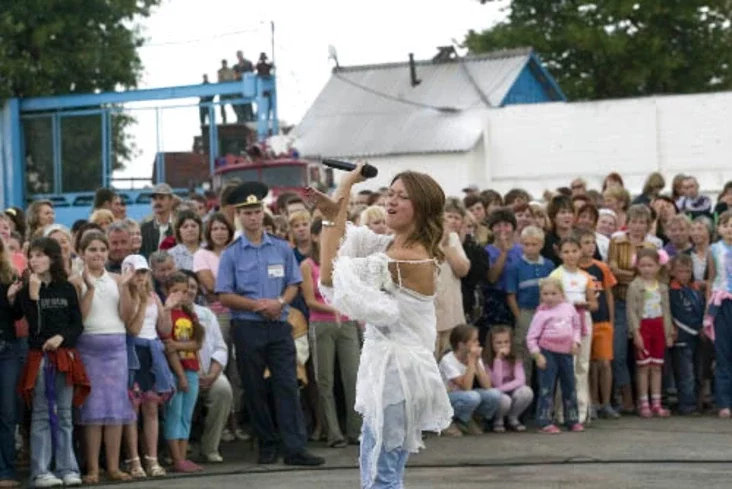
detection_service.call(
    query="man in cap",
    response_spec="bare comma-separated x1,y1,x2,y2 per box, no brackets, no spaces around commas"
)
140,183,175,259
215,181,324,467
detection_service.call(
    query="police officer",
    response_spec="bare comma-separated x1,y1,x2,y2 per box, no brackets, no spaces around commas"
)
215,182,324,466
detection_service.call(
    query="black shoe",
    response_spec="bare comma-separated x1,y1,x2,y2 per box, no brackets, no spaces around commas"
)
347,436,360,446
284,450,325,466
257,448,279,464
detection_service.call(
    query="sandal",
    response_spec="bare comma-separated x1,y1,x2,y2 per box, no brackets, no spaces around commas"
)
539,424,561,434
107,471,132,482
124,458,147,479
144,456,166,477
82,473,99,485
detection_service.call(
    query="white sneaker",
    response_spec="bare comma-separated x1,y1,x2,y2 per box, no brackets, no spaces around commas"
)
203,452,224,463
221,428,235,443
234,428,251,441
33,474,63,488
62,474,82,487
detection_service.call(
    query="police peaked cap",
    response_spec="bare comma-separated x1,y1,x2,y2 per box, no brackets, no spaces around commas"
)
226,181,269,208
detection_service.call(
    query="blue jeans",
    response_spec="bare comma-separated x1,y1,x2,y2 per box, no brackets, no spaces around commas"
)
30,358,80,480
447,388,502,423
536,350,578,427
164,370,200,440
0,339,24,480
612,300,631,387
714,300,732,409
672,338,699,413
360,402,409,489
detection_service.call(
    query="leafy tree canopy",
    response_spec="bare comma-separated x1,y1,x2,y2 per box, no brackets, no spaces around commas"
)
0,0,161,194
465,1,732,100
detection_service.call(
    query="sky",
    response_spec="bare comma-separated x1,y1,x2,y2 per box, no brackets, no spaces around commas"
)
116,0,508,183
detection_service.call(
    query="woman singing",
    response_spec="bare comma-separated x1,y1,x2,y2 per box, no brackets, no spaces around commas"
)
308,164,453,489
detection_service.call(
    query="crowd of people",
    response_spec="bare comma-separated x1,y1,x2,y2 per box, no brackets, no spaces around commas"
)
1,168,732,487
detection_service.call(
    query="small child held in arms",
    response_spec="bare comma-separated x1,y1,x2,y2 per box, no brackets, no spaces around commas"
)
439,325,503,436
163,272,205,472
668,254,705,415
627,248,674,417
577,229,620,420
486,326,534,432
505,225,555,388
526,278,584,433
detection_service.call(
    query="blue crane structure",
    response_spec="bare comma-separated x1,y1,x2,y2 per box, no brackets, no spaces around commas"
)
0,72,278,223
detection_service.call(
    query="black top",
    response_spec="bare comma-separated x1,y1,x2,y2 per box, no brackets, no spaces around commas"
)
15,281,83,350
461,235,489,321
0,283,23,342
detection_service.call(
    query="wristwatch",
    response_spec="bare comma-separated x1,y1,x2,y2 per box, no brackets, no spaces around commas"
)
277,296,286,306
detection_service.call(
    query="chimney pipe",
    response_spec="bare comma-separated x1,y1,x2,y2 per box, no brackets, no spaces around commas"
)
409,53,421,87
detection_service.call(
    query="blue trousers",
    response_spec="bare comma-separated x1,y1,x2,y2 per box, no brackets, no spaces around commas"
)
30,360,80,480
0,339,24,480
612,300,631,387
714,300,732,409
360,402,409,489
672,338,699,413
232,319,307,455
447,388,502,423
164,370,199,440
536,349,578,427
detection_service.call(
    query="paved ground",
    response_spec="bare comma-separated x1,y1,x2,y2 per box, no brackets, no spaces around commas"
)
108,415,732,488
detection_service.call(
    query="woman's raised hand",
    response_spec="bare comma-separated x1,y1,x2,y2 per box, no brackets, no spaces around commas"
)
305,188,344,221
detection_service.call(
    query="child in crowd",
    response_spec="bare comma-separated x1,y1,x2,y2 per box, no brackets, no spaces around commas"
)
526,278,584,433
439,325,502,436
122,254,175,479
486,326,533,432
577,229,620,420
627,248,674,417
550,237,598,424
705,210,732,418
163,272,205,473
505,225,555,388
663,214,693,258
10,238,88,488
668,254,705,415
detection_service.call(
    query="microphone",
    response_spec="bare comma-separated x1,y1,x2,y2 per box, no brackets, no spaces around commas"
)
322,158,378,179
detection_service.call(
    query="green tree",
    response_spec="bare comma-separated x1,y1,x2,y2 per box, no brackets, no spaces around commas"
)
0,0,161,194
465,1,732,101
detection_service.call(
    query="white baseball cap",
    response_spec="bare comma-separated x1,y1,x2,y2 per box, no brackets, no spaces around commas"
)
121,254,150,273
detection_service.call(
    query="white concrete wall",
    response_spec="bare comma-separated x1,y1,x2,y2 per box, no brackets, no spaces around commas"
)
483,91,732,197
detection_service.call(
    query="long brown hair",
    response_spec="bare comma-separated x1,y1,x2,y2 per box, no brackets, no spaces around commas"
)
0,237,15,284
166,271,205,345
391,171,445,261
485,326,519,364
26,200,53,240
309,218,323,265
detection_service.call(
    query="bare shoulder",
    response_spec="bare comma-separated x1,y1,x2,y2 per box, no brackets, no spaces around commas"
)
387,243,430,262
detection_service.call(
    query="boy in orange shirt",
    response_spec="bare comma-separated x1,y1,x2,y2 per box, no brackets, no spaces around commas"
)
577,229,620,419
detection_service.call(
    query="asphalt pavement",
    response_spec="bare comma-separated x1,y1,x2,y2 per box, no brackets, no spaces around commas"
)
112,415,732,488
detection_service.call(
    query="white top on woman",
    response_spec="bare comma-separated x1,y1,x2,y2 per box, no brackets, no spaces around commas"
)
320,224,453,482
80,270,126,335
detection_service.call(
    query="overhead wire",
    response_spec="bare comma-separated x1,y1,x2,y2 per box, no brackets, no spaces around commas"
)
140,24,266,48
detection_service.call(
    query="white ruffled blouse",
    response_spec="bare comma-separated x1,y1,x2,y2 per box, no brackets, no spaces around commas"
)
320,224,453,483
